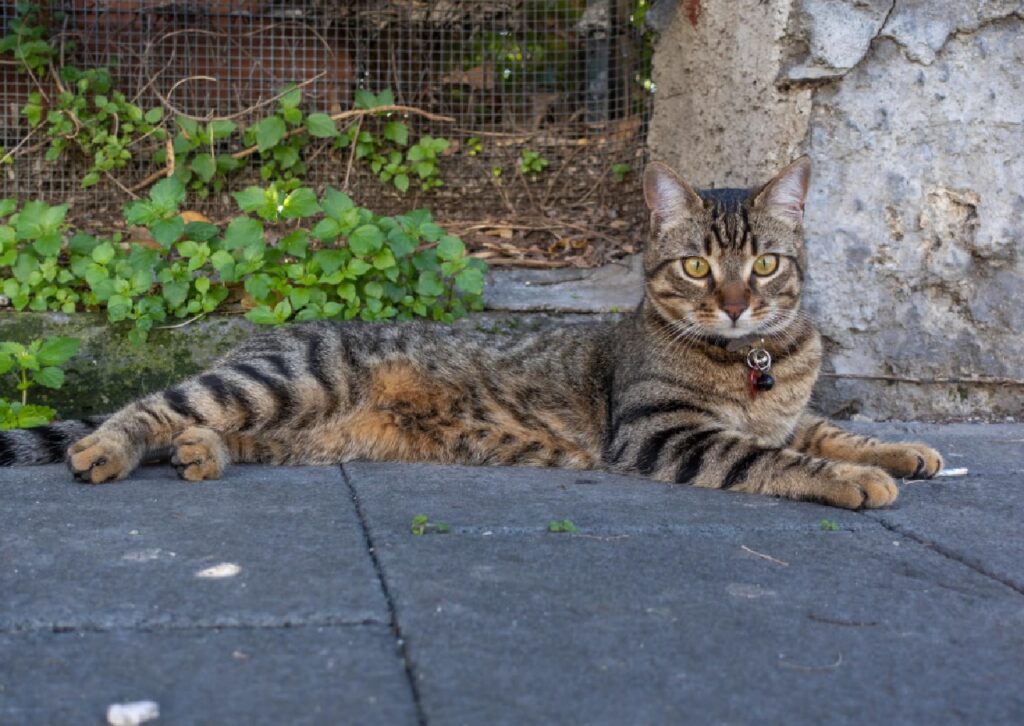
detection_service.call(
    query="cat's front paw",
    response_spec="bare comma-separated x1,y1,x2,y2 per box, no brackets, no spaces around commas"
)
873,442,943,479
67,433,138,484
823,463,898,510
171,427,228,482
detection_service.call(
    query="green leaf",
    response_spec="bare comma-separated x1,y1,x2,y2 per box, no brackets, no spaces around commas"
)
455,267,484,295
416,270,445,297
144,107,164,124
183,221,218,241
349,224,384,255
223,216,264,250
393,173,409,193
314,249,347,275
437,235,465,261
161,281,189,307
149,177,186,215
312,217,341,242
190,153,216,182
281,187,321,219
383,121,408,145
246,306,279,325
279,85,302,109
32,233,62,258
233,186,266,212
305,112,338,138
354,88,377,109
254,116,286,151
377,89,396,106
321,187,354,220
14,403,56,429
91,241,116,265
33,366,65,389
37,337,80,366
151,216,185,248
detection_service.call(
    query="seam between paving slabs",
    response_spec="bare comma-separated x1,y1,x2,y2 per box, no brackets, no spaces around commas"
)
862,512,1024,598
0,618,388,637
341,464,427,726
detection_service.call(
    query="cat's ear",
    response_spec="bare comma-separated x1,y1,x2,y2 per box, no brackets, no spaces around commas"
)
643,162,702,231
753,156,811,226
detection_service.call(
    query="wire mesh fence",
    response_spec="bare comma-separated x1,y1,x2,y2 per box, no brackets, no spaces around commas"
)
1,1,654,265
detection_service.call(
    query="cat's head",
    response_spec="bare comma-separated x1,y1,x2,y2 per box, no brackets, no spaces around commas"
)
640,157,811,342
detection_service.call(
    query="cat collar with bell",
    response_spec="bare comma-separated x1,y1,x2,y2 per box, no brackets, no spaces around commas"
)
746,345,774,399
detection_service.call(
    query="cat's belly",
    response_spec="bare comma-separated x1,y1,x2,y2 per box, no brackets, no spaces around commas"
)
280,359,600,468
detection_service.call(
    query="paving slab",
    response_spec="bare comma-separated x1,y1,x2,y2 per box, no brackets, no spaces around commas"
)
345,423,1024,724
849,422,1024,593
0,626,416,725
0,464,386,630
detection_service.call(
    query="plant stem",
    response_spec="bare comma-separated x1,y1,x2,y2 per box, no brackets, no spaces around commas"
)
21,370,28,406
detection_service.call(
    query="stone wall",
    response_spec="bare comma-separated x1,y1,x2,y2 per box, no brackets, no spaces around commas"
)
648,0,1023,420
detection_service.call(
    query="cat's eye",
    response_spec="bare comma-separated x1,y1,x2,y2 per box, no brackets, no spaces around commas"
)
752,254,779,276
681,257,710,279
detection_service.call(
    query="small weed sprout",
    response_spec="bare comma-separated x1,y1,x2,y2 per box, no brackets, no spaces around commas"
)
547,519,579,534
611,163,633,182
519,149,549,178
411,514,451,535
819,519,840,531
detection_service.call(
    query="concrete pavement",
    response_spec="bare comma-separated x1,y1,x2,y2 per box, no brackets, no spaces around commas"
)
1,423,1022,724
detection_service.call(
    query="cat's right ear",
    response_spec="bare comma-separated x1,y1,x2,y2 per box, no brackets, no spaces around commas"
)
643,162,702,232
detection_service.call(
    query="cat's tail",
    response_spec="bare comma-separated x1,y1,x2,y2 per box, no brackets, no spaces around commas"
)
0,417,109,466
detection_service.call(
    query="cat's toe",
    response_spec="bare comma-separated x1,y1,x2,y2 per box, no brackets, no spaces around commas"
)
875,442,943,478
828,464,898,510
67,434,134,484
171,428,227,482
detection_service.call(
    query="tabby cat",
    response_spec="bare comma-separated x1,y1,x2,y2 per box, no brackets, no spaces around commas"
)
0,157,942,509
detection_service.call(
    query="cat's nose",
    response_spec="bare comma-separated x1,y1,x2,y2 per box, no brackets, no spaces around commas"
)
723,302,747,321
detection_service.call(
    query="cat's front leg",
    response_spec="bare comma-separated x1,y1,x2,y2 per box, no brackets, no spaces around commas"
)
790,414,943,479
618,427,898,509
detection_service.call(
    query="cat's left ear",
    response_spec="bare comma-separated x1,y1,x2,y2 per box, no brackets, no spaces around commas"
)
753,156,811,226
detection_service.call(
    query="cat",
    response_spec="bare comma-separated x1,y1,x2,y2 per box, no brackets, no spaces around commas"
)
0,156,942,509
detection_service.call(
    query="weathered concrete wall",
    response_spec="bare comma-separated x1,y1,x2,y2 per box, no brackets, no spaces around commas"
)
649,0,1024,420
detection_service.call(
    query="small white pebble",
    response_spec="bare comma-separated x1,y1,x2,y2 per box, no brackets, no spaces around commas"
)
107,700,159,725
893,541,900,547
196,562,241,579
935,468,968,478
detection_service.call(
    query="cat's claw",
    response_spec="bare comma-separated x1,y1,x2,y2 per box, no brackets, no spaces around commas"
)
67,434,136,484
874,442,943,479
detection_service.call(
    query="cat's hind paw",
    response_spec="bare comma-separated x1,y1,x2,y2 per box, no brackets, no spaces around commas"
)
171,427,228,482
68,433,139,484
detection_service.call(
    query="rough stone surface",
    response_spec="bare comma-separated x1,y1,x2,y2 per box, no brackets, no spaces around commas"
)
647,0,812,187
649,0,1024,420
484,254,642,313
0,465,385,630
1,424,1021,723
345,422,1024,723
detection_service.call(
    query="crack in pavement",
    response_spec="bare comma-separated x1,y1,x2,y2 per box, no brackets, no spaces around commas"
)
342,464,427,726
863,513,1024,598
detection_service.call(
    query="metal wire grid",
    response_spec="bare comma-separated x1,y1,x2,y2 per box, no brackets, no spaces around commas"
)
0,1,652,259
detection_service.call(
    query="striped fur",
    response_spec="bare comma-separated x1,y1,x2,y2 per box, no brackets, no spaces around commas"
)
0,158,941,509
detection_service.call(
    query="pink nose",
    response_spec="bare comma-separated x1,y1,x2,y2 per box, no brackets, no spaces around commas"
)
723,303,747,321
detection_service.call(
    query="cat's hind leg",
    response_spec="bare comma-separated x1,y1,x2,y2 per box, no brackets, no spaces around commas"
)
790,414,943,479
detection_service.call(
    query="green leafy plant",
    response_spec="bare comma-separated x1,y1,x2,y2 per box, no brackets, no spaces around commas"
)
23,67,166,188
547,519,579,533
519,149,549,178
159,116,242,198
0,2,55,77
0,335,79,429
0,182,488,346
410,514,450,535
466,136,483,157
819,519,840,532
337,89,449,193
242,85,311,190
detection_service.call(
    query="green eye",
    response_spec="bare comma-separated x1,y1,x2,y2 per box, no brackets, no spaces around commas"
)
753,254,779,276
682,257,710,279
